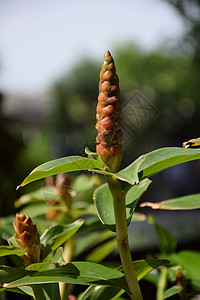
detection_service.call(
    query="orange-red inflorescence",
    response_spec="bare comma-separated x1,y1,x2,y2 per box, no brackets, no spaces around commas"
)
13,213,41,266
96,51,122,172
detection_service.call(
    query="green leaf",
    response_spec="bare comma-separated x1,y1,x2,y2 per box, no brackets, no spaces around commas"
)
0,266,27,285
79,259,167,300
86,239,117,262
74,230,115,257
0,246,24,257
15,186,58,208
138,147,200,180
141,193,200,210
41,219,84,259
5,262,129,291
172,251,200,288
90,155,146,185
79,285,124,300
43,283,61,300
156,224,177,254
93,178,151,231
26,248,65,272
73,174,100,192
85,148,99,160
19,156,104,187
0,286,31,295
150,218,177,254
25,262,56,272
49,247,66,264
19,202,61,218
41,220,84,247
132,259,168,281
164,285,183,299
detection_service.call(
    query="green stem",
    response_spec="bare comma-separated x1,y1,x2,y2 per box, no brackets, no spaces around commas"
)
59,236,75,300
107,176,143,300
156,267,168,300
32,285,46,300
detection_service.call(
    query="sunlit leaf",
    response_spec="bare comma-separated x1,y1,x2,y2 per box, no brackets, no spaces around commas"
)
25,262,55,272
141,193,200,210
90,155,146,185
164,285,183,299
19,156,104,187
79,259,167,300
94,179,151,231
79,285,123,300
138,147,200,180
41,220,83,247
41,219,84,259
4,262,129,291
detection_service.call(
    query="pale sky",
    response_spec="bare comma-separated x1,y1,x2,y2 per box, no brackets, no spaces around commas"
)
0,0,186,94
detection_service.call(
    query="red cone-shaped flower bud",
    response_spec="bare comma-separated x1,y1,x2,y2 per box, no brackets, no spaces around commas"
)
13,213,40,266
96,51,122,172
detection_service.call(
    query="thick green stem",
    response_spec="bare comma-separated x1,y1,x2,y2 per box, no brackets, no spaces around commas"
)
32,285,46,300
107,176,143,300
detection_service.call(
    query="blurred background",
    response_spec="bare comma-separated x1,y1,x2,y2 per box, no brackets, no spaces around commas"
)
1,0,200,266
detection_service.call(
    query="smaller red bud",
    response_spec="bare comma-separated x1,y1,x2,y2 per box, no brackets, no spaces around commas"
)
13,213,40,266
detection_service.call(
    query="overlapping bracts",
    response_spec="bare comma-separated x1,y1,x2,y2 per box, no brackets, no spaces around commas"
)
96,51,122,172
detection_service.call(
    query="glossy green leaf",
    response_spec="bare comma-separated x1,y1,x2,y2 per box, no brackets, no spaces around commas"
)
164,285,183,299
132,259,169,281
90,155,146,185
5,262,129,291
41,220,83,246
172,251,200,288
19,156,104,187
41,219,84,259
141,193,200,210
79,285,123,300
0,246,24,257
94,178,151,231
79,259,167,300
138,147,200,180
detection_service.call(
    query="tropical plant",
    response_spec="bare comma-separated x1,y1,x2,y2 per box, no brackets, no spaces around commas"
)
0,51,200,300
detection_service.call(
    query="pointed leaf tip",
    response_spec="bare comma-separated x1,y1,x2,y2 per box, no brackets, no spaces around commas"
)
16,185,21,191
